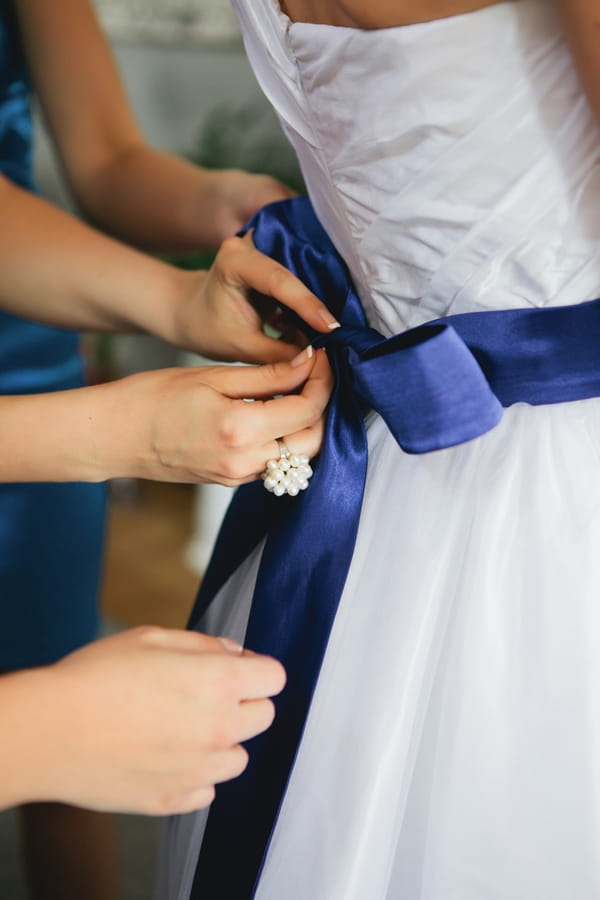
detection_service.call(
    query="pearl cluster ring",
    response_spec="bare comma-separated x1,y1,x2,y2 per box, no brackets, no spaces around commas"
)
262,441,313,497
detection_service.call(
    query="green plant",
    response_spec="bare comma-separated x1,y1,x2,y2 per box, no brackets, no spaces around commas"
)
189,99,305,192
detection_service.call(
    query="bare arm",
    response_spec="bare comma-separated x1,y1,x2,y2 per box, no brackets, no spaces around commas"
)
0,349,331,484
0,176,336,353
0,628,286,814
0,175,191,336
16,0,293,251
556,0,600,128
0,178,336,486
280,0,503,28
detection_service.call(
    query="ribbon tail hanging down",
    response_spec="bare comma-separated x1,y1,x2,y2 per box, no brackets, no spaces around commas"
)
190,197,373,900
189,195,600,899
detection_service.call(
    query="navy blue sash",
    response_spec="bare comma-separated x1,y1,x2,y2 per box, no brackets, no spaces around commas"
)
189,196,600,899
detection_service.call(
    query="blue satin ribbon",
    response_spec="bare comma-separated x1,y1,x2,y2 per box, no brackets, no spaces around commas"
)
189,196,600,899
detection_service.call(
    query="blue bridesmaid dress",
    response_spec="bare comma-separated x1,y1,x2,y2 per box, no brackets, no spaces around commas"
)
0,1,106,670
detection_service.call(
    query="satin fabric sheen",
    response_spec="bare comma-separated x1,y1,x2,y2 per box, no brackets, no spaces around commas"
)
158,3,600,898
188,197,600,899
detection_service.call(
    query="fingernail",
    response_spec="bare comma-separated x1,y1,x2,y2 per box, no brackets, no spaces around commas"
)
291,344,314,367
319,309,341,330
218,637,243,653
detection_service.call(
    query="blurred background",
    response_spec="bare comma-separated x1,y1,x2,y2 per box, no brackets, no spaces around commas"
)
0,0,303,896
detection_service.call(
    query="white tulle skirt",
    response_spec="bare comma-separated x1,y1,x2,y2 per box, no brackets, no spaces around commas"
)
157,395,600,900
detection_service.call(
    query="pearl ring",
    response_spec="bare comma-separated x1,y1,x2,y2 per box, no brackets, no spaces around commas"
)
261,440,313,497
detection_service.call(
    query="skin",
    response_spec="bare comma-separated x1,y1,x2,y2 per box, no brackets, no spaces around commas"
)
279,0,505,27
556,0,600,128
0,4,339,485
0,628,286,815
5,0,595,871
0,0,336,833
0,223,335,484
16,0,295,251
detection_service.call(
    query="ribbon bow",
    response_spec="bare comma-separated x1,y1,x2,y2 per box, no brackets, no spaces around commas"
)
190,196,600,899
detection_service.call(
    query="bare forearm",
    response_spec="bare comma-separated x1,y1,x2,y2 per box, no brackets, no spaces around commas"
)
0,667,57,808
0,370,193,483
0,383,124,482
75,148,229,253
557,0,600,128
75,149,295,254
0,176,199,338
16,0,292,256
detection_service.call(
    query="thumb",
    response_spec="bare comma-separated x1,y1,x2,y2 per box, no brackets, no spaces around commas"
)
238,331,302,365
199,351,316,400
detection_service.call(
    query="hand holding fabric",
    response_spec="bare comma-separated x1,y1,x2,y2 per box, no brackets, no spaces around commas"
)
95,348,332,485
169,232,339,363
189,170,297,248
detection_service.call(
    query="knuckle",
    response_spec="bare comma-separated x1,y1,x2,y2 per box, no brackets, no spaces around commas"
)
262,362,282,383
220,235,243,256
305,438,323,460
256,656,286,694
309,436,325,458
211,712,238,750
304,397,322,424
267,265,292,297
218,409,252,451
258,697,277,730
229,745,250,778
218,452,250,482
220,474,245,488
307,418,325,442
192,786,216,809
154,788,187,816
177,785,216,812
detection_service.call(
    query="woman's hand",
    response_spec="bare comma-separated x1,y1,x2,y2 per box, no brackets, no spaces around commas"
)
2,627,285,815
191,169,297,248
170,233,339,364
0,343,332,484
0,177,336,366
97,348,332,485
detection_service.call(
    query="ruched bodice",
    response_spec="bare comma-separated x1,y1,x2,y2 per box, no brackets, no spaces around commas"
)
234,0,600,335
159,5,600,899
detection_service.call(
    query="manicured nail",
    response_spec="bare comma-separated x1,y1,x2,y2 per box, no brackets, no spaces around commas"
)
291,344,314,367
319,309,341,330
218,637,243,653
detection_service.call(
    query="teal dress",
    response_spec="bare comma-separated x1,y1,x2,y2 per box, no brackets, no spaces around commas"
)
0,1,106,670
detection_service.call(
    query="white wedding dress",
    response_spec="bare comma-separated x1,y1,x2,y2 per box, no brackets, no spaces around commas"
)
157,2,600,897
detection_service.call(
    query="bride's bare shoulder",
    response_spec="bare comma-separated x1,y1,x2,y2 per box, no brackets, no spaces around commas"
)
280,0,508,27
